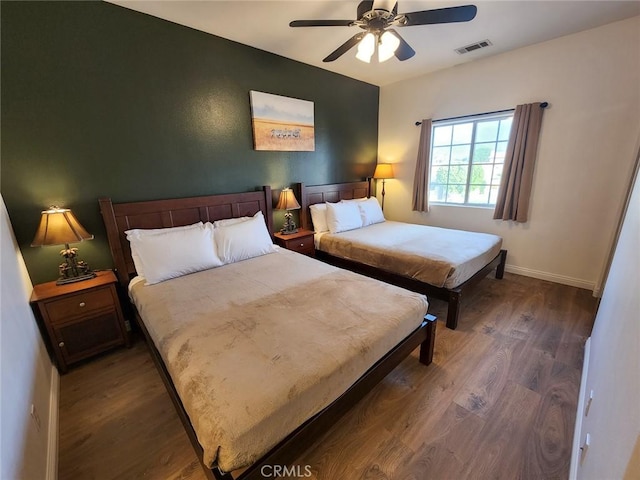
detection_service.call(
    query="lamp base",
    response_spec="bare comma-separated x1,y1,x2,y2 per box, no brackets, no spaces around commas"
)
57,245,95,285
281,212,298,235
56,271,97,285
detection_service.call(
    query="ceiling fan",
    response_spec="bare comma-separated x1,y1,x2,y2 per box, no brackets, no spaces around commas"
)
290,1,477,63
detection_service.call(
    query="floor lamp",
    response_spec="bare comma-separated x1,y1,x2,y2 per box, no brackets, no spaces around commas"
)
373,163,394,211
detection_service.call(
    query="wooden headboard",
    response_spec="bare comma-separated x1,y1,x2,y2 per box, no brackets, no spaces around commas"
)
99,186,273,287
296,181,371,232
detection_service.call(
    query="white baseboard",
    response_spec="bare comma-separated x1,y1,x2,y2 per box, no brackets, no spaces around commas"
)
46,365,59,480
504,264,595,292
569,336,591,480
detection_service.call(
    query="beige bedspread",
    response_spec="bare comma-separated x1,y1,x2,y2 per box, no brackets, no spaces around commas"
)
316,221,503,289
129,248,428,472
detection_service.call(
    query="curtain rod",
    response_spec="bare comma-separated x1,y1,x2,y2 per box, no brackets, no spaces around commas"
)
414,102,548,126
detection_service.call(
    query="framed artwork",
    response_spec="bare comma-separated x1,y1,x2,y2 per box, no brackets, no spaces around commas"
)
249,91,315,151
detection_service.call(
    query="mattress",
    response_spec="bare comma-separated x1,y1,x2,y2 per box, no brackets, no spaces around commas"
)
315,221,503,289
129,248,428,472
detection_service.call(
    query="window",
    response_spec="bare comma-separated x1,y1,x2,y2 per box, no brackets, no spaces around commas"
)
429,112,513,206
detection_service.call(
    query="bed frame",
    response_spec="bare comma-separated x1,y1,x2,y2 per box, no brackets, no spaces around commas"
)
296,181,507,330
98,186,436,480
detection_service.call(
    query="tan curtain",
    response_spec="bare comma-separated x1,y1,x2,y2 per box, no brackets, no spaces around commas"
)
412,119,432,212
493,103,544,222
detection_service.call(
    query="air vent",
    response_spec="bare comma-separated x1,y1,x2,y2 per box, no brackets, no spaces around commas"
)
455,39,493,55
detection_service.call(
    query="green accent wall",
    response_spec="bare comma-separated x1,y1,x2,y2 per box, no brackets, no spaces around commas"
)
1,1,379,285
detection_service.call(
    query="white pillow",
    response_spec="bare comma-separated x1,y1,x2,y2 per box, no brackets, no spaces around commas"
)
127,223,223,285
309,203,329,233
358,197,385,226
125,222,203,238
325,201,363,234
125,222,204,277
215,211,275,264
340,197,367,203
213,216,250,228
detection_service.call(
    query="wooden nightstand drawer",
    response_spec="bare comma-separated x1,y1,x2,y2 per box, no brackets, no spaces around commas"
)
274,229,315,257
45,287,114,323
287,238,314,255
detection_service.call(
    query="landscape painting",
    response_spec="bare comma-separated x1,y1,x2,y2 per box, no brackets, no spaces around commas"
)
250,91,315,151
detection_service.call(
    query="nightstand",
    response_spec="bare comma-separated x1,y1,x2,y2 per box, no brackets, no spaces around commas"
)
30,270,130,373
274,229,315,257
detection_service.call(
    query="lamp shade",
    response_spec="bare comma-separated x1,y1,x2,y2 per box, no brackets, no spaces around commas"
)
378,31,400,63
373,163,395,179
31,207,94,247
356,32,376,63
275,188,301,211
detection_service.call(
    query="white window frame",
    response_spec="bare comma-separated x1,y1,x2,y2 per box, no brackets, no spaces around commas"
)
428,111,514,207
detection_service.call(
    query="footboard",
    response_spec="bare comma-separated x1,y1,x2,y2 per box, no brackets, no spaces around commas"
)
442,249,507,329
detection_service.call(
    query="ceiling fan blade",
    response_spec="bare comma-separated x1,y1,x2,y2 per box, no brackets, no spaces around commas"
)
387,29,415,61
323,32,366,62
402,5,477,26
289,19,354,27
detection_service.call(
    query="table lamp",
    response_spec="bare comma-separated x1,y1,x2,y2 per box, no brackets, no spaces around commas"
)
31,207,96,285
275,188,301,234
373,163,394,210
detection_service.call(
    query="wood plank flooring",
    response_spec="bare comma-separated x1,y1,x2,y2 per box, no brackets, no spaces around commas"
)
58,273,596,480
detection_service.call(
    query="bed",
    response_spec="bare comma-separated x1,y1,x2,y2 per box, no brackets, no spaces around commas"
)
98,186,436,480
296,181,507,330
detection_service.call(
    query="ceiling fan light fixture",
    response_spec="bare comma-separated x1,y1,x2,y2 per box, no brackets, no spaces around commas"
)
356,32,376,63
378,30,400,62
290,2,478,63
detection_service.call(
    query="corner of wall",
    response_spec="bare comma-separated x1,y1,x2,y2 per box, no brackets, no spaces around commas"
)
594,132,640,298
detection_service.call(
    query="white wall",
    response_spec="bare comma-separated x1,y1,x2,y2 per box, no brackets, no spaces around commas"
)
573,147,639,478
378,16,640,293
0,195,57,479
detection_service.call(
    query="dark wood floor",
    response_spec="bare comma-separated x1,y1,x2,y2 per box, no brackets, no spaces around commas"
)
58,273,596,480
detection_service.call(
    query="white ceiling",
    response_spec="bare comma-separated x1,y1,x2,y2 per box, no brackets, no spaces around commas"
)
108,0,640,86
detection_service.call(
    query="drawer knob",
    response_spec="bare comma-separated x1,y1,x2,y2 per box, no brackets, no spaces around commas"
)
58,342,65,348
300,243,304,247
79,302,86,308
